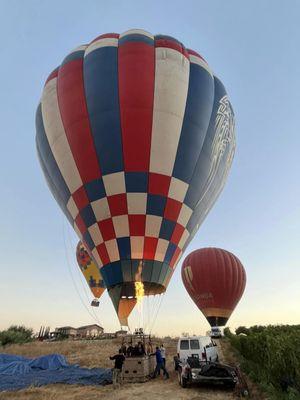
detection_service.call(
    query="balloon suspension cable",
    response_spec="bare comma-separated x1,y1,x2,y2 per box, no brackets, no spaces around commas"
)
149,294,161,328
66,228,90,301
149,292,165,334
65,224,101,322
138,293,162,334
66,226,103,326
62,219,103,327
143,295,156,334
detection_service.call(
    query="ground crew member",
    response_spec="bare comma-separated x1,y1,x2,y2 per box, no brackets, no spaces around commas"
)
160,344,166,367
153,346,169,379
109,349,125,388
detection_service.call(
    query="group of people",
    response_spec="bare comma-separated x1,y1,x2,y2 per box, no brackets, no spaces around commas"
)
109,343,169,388
120,341,146,357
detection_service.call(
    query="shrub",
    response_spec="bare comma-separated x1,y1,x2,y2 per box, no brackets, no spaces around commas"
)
56,332,69,341
235,326,249,335
226,325,300,399
0,325,33,346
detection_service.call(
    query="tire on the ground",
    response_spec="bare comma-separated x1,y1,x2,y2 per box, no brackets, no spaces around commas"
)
181,375,188,388
224,381,236,389
174,356,179,371
177,368,182,384
178,370,188,388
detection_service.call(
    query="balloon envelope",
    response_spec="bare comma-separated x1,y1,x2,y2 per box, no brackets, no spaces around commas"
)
76,241,105,299
182,248,246,326
36,30,236,325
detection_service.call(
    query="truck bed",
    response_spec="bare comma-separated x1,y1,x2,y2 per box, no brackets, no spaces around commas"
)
177,358,237,388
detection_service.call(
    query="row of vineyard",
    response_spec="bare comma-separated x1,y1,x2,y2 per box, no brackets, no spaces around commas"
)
224,325,300,399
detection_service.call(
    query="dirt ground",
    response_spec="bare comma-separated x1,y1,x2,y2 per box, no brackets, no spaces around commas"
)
0,337,262,400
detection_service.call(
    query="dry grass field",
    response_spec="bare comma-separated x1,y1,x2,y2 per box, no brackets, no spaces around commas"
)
0,338,264,400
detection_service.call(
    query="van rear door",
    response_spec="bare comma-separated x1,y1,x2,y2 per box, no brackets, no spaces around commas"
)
179,339,190,363
189,339,202,359
204,339,218,362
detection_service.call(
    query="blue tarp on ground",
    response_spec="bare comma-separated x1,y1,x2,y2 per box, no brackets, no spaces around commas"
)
0,353,112,391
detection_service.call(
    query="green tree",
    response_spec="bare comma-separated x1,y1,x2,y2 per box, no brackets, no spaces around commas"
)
0,325,33,346
235,326,249,335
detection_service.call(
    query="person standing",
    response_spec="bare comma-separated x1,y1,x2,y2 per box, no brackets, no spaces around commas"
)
121,342,127,355
109,349,125,388
137,341,146,356
153,346,169,379
160,344,166,367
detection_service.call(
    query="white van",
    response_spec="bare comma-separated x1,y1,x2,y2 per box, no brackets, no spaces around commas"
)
177,336,218,364
209,326,222,338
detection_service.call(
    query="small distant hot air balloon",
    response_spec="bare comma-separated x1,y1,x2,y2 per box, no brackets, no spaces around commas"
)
36,29,236,326
182,248,246,326
76,241,105,306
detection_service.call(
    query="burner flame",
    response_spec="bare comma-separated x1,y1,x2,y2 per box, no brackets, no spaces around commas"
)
135,261,144,305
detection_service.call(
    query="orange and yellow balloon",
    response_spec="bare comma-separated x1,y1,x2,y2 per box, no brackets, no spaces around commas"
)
76,241,105,300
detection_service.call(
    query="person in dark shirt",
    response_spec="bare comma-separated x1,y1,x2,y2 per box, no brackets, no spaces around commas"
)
153,347,169,379
131,344,139,356
110,349,125,388
126,344,133,357
121,342,127,355
137,341,146,356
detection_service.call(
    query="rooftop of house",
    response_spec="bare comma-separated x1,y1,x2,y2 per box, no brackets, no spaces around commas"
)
77,324,103,330
56,326,77,330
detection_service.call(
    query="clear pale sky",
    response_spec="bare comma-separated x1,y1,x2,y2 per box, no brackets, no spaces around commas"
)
0,0,299,336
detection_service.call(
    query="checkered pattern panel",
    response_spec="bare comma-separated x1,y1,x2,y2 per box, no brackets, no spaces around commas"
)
67,172,192,270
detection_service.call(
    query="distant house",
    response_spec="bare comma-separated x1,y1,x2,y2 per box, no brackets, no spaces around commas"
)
55,326,77,338
77,324,104,338
102,332,117,339
115,329,127,337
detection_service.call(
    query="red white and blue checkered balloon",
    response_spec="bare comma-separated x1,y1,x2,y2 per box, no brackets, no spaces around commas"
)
36,29,235,325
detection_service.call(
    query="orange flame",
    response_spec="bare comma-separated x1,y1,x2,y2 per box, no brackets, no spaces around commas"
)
135,281,145,305
135,261,145,305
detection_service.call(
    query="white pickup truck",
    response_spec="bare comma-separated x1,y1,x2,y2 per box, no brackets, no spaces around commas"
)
209,326,222,338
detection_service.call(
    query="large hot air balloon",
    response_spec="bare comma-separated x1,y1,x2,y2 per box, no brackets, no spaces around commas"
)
76,241,105,305
182,248,246,327
36,29,236,326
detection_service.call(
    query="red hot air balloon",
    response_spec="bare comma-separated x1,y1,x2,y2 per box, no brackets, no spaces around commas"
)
182,248,246,327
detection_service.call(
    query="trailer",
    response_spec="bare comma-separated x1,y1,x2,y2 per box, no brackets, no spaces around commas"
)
176,356,238,389
175,356,249,396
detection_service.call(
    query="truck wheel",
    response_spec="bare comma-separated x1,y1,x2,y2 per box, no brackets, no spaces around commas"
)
178,372,187,388
174,359,179,371
177,370,182,384
181,376,188,388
